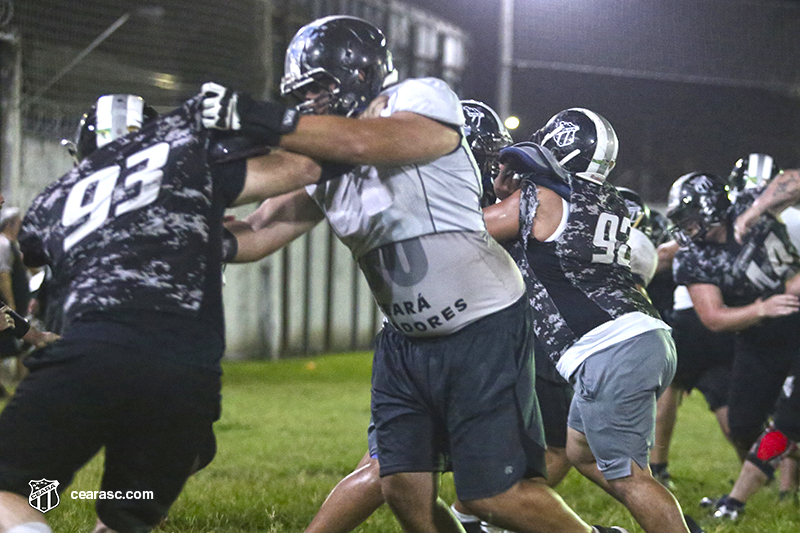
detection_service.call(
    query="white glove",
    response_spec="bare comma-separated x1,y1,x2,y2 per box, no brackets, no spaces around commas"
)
201,82,241,130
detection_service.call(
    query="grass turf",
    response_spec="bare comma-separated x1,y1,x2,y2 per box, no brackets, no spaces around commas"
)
3,351,799,532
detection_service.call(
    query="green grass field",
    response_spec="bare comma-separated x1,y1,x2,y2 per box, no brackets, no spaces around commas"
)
4,352,799,532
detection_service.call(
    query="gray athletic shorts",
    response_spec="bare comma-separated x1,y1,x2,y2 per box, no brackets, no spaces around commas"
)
567,328,676,480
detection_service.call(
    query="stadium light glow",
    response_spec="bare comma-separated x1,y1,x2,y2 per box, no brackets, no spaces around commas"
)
504,116,520,130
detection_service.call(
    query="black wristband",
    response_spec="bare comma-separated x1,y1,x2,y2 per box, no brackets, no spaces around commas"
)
236,93,300,146
9,308,29,339
221,227,239,263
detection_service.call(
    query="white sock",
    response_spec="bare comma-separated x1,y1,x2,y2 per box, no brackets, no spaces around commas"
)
450,503,480,523
7,523,52,533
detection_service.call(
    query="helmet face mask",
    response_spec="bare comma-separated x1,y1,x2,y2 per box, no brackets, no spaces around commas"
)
532,107,618,184
461,100,513,207
666,172,730,246
281,16,397,117
616,186,651,236
649,210,671,247
281,68,341,115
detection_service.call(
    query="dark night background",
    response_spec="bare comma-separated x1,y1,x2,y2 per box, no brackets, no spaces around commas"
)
14,0,800,205
400,0,800,205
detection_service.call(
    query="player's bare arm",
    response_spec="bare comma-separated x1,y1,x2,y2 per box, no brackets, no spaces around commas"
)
279,111,460,165
735,169,800,242
483,190,521,242
528,186,564,242
688,283,800,332
655,240,679,274
225,189,323,263
233,149,322,206
201,83,459,166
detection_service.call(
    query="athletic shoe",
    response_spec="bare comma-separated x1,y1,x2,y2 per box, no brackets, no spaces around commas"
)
592,526,629,533
713,503,743,520
707,494,744,521
699,495,718,508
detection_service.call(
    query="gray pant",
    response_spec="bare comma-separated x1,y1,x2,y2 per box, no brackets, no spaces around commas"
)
567,328,676,480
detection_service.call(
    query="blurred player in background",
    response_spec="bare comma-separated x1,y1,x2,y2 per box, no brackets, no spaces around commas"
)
667,171,800,521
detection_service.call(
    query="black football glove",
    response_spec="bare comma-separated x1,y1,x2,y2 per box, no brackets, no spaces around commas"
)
201,82,300,146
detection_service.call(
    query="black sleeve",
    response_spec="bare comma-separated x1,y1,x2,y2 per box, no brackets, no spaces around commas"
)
8,308,30,339
18,233,48,268
210,159,247,207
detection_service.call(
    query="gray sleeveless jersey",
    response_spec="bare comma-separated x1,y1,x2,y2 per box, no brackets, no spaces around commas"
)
307,78,524,336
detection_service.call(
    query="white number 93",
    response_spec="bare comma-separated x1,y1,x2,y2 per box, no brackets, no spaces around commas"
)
61,142,170,251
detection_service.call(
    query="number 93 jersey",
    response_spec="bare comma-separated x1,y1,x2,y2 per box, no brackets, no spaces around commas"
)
511,176,661,365
19,97,221,326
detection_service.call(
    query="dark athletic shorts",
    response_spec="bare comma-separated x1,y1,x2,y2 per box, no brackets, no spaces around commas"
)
371,297,546,501
534,338,571,449
728,332,800,447
536,376,572,449
664,308,733,411
0,340,221,532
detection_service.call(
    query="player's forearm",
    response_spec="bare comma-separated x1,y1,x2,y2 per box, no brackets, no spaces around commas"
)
696,298,779,332
655,240,679,274
232,150,322,207
695,303,762,332
0,273,16,311
279,114,460,165
751,169,800,216
226,191,323,263
483,194,521,243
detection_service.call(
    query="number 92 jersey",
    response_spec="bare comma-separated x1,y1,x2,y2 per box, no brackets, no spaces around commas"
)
511,176,660,365
19,96,220,326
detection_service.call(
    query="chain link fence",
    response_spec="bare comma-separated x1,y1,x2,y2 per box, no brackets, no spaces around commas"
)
4,0,468,359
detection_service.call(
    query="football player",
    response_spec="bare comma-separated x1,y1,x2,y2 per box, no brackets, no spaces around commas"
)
481,107,694,533
0,93,320,533
667,171,800,520
207,15,626,533
648,176,738,491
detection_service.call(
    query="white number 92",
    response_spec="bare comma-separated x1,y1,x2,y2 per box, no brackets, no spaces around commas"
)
591,212,631,266
61,142,170,252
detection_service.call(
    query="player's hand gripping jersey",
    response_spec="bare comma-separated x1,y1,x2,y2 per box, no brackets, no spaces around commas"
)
19,97,238,332
674,189,800,308
506,175,663,376
306,78,524,336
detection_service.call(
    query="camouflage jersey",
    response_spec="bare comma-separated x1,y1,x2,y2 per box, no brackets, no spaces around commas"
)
674,190,800,347
19,97,245,369
506,176,664,378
